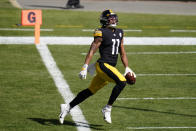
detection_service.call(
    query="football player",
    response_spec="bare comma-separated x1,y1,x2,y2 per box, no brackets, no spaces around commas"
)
59,9,136,124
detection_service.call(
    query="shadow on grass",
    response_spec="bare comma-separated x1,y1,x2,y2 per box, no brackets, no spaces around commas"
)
113,105,196,117
28,118,104,130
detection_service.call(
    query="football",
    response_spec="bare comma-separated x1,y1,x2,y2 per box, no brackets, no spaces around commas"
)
125,72,136,85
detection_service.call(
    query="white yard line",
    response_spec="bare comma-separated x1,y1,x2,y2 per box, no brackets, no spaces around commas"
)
125,37,196,45
81,51,196,55
124,29,142,32
126,51,196,55
117,97,196,100
1,36,196,45
36,44,90,131
127,127,196,130
82,29,142,32
0,28,53,31
9,0,21,8
170,29,196,33
137,74,196,76
82,29,94,32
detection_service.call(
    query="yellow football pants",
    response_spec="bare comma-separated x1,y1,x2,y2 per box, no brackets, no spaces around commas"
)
88,62,126,94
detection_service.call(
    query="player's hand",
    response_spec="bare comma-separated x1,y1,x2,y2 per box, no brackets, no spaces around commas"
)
124,67,136,78
79,64,88,80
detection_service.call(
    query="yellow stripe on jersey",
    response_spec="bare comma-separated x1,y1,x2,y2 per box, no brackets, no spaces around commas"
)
93,29,102,37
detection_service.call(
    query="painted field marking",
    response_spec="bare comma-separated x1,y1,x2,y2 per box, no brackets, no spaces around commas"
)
81,51,196,55
124,29,142,32
84,29,196,33
126,51,196,55
82,29,93,32
0,28,53,31
55,25,83,28
82,29,142,32
127,127,196,130
170,29,196,33
9,0,21,8
137,74,196,76
36,44,90,131
117,97,196,100
1,37,196,45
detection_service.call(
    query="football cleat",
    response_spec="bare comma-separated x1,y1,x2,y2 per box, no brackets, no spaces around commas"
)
102,105,112,124
59,104,70,124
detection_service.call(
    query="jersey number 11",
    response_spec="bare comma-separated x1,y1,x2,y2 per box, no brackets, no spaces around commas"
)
112,39,120,55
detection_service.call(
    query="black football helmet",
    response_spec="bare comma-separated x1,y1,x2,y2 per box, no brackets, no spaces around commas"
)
100,9,118,27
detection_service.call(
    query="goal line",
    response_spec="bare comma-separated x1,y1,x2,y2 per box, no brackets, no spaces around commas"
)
127,126,196,130
117,97,196,100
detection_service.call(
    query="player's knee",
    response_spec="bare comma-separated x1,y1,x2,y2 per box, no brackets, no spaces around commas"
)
87,88,93,96
88,88,96,95
117,81,126,91
81,88,93,97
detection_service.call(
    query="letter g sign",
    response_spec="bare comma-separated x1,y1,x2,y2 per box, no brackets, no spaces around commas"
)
28,12,36,23
21,10,42,26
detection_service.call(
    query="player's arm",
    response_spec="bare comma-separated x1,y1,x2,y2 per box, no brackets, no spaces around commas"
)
120,39,136,78
79,29,102,79
84,37,102,65
79,37,102,79
120,39,128,67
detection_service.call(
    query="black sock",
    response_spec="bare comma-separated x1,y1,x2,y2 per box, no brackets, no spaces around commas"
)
70,88,93,108
108,83,125,105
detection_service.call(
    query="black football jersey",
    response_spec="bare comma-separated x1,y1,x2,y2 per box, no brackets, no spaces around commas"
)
94,28,124,66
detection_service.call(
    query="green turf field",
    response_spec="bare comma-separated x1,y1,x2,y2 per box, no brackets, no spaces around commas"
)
0,0,196,131
0,45,196,131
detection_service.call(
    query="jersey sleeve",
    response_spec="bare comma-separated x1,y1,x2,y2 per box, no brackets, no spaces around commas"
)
93,28,102,38
120,29,124,39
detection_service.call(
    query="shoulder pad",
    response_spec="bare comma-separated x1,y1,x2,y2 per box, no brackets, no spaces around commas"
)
93,28,102,37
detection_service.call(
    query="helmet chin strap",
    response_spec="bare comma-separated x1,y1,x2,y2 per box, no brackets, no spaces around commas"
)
108,24,117,28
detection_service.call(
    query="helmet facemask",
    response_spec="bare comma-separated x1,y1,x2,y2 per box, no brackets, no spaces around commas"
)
108,14,118,27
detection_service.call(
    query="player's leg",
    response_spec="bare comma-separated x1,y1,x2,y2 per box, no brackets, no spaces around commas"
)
101,82,126,123
99,62,126,105
59,88,93,124
69,74,107,109
99,62,126,123
59,73,107,124
69,88,92,108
